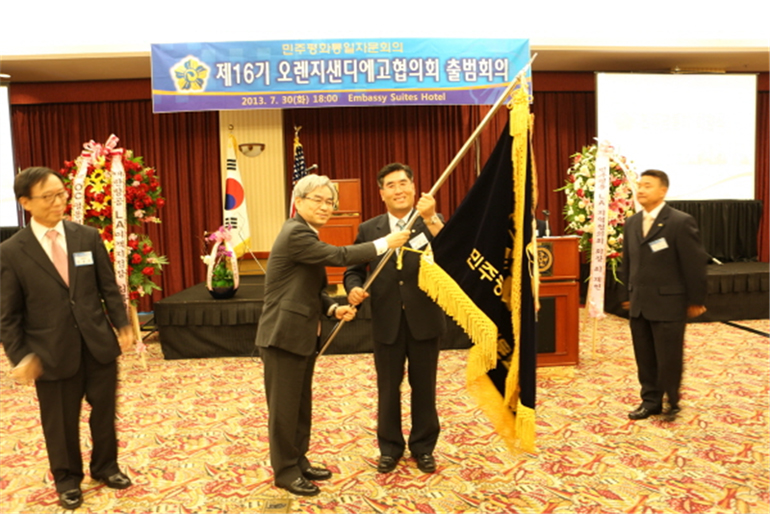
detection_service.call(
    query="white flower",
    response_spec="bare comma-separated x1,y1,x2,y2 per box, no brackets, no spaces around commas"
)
201,255,214,265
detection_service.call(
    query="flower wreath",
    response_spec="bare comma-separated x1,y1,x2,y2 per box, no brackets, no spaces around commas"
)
558,144,637,278
58,137,168,304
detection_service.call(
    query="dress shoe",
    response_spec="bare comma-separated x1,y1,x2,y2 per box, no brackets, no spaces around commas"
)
59,488,83,510
415,453,437,473
662,406,681,422
302,465,332,481
377,455,400,474
276,476,320,496
97,471,132,489
628,405,662,420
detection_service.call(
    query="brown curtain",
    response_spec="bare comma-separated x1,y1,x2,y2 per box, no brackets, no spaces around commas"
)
282,105,508,222
11,100,222,310
281,94,594,239
756,91,769,262
531,91,597,237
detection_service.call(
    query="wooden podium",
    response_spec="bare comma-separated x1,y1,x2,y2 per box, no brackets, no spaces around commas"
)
536,236,580,367
318,179,362,285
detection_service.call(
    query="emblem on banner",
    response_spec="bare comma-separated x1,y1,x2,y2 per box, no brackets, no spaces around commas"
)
171,55,210,92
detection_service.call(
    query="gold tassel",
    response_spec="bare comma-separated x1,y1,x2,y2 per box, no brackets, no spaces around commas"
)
514,400,536,453
466,374,536,455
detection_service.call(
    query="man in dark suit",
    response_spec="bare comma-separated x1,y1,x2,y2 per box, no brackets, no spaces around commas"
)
619,169,708,422
1,167,134,510
344,163,447,475
255,174,408,497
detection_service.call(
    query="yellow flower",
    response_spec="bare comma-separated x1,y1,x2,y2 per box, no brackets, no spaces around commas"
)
89,176,108,194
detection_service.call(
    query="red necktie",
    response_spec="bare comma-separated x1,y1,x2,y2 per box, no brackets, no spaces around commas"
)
46,230,69,286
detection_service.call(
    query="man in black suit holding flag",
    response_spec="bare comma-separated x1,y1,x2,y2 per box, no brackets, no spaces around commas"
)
345,163,446,475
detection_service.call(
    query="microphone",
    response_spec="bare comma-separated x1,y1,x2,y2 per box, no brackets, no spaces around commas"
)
542,210,551,237
306,164,319,172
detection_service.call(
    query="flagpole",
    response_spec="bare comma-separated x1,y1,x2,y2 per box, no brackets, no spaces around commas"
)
317,54,537,357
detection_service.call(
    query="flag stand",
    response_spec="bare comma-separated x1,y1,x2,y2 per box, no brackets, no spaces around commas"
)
317,54,538,357
128,304,148,369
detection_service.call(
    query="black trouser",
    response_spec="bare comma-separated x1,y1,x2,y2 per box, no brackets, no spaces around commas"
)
373,311,440,457
35,341,119,493
260,345,316,486
630,314,686,410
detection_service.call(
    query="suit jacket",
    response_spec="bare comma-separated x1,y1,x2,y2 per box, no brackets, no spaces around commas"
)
619,204,708,321
0,220,129,381
344,212,446,345
255,215,378,356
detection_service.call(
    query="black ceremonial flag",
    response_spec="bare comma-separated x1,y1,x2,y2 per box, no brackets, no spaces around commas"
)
418,98,537,452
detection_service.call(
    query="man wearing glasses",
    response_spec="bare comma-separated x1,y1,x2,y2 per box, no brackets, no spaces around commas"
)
255,173,409,496
1,167,134,510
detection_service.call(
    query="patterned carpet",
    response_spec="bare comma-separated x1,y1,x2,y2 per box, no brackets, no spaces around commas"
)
1,310,768,514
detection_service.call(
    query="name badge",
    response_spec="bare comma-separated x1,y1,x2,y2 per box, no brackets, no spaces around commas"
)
408,232,429,250
73,251,94,266
649,238,669,253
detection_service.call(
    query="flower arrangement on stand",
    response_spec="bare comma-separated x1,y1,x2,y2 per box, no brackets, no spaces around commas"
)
59,140,168,303
557,144,637,279
202,226,239,299
58,136,168,367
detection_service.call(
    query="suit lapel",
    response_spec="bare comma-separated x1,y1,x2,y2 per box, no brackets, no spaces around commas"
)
374,214,390,239
63,221,83,294
18,226,68,288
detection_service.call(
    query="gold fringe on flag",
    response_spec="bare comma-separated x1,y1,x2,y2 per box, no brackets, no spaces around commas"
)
418,251,497,383
419,251,535,454
528,113,541,314
503,82,532,413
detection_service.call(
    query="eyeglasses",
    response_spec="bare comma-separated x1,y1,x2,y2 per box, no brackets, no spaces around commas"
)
302,195,335,208
29,190,69,205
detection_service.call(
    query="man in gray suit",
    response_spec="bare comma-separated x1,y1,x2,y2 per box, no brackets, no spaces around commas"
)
620,169,708,422
344,163,446,475
255,174,408,497
1,167,134,510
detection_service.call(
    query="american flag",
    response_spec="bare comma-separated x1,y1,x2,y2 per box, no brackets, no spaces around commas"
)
289,133,307,217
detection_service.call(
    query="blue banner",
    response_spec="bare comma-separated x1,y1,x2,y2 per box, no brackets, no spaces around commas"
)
151,38,530,112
